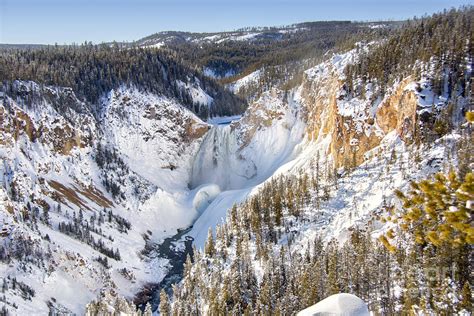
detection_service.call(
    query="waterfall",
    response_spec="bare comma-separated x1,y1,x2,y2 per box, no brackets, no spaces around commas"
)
190,124,233,190
190,123,258,191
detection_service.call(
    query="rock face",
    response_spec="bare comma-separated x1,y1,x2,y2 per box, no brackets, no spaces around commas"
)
100,87,209,191
375,77,418,141
297,293,370,316
298,48,421,170
0,82,94,152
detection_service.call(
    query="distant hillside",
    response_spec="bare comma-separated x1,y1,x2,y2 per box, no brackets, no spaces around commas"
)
135,20,401,102
138,21,399,75
0,45,247,119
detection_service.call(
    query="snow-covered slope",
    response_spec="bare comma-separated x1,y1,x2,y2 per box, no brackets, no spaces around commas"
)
0,81,212,314
227,69,262,94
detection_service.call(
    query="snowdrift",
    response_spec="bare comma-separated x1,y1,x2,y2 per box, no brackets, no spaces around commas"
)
297,293,369,316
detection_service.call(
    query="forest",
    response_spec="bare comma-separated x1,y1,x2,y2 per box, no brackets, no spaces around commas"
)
0,44,246,119
345,7,473,98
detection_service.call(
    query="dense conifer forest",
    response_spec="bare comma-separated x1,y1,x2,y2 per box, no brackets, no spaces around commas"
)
0,45,246,119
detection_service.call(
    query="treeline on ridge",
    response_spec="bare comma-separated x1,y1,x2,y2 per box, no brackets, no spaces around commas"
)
0,44,247,119
345,6,473,97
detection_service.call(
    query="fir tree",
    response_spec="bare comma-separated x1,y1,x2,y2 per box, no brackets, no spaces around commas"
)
205,228,216,257
385,170,474,249
159,289,170,316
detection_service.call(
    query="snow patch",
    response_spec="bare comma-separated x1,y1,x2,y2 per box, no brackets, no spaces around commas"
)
228,69,262,93
176,80,214,107
298,293,370,316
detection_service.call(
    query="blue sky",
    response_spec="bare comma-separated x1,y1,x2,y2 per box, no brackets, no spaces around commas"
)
0,0,471,44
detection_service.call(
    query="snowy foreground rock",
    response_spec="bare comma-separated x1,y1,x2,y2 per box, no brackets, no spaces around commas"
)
297,293,370,316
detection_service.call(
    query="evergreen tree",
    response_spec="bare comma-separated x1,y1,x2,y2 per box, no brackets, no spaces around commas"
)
143,302,153,316
205,228,216,257
385,171,474,249
460,281,472,313
159,289,170,316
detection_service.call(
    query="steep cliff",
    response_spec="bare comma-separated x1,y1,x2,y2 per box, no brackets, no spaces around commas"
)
298,46,449,171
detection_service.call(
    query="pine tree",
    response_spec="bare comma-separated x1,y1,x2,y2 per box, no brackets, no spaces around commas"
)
250,197,262,232
460,281,472,312
274,192,283,227
205,228,216,257
326,241,340,296
159,289,170,316
183,254,193,277
208,285,219,316
42,207,50,225
220,276,231,313
385,170,474,250
259,276,272,315
1,279,7,293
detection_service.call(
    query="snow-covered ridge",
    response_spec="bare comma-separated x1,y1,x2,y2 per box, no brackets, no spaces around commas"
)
137,26,309,47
